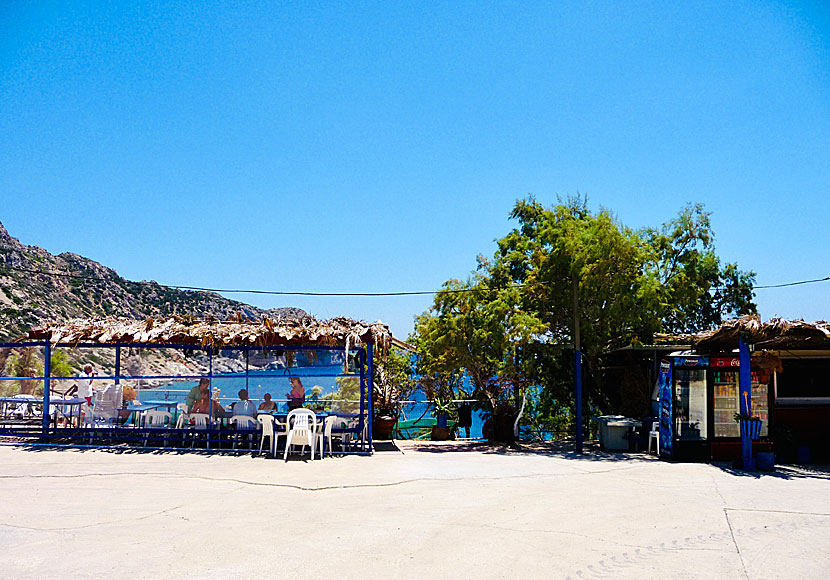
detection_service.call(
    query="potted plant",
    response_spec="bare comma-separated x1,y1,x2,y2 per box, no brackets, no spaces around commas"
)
430,395,456,441
372,347,416,440
733,412,763,440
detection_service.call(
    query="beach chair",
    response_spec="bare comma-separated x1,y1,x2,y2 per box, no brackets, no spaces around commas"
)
284,408,317,461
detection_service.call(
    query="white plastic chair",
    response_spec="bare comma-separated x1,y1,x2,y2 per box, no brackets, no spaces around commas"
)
316,415,351,457
143,410,173,447
231,415,257,450
11,394,37,419
258,414,276,457
189,413,210,448
175,403,189,428
648,421,660,455
284,409,317,461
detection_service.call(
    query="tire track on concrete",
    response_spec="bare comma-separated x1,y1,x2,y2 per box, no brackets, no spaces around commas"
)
563,514,830,580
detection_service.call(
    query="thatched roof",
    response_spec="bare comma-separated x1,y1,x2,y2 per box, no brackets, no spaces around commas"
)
694,315,830,352
26,314,395,351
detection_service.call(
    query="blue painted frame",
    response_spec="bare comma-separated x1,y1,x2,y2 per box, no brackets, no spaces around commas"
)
0,340,374,455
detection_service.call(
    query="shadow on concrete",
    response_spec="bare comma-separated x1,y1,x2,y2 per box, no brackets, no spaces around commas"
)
712,460,830,481
401,439,656,463
372,440,402,453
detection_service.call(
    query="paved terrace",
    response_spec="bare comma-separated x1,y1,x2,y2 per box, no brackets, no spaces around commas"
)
0,441,828,579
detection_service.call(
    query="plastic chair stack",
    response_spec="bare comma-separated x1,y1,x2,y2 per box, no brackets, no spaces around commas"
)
284,408,317,461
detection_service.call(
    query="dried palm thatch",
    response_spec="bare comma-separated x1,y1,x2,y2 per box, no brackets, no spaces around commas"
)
26,314,394,354
694,315,830,352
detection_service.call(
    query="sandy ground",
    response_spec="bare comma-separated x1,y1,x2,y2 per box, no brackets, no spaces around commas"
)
0,440,828,580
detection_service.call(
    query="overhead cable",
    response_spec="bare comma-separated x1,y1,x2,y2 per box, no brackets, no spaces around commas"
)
4,265,828,297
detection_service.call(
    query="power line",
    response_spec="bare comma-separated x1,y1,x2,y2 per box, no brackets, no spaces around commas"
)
754,276,830,289
4,264,829,296
2,265,548,296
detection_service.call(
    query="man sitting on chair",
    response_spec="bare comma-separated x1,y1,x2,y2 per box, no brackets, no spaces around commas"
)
232,389,257,417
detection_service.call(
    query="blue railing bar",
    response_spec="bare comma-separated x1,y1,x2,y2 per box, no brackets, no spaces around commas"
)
0,341,48,348
0,372,364,381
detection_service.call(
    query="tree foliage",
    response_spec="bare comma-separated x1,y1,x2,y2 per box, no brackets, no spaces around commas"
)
411,196,756,439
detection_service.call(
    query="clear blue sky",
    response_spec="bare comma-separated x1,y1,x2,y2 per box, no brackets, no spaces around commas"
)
2,1,828,338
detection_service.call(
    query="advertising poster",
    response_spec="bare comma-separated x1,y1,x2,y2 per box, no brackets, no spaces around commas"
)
658,360,673,457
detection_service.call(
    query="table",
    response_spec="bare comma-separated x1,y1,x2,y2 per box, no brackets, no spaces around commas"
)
0,396,86,427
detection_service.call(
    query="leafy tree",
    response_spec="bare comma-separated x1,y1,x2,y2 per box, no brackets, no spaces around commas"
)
643,203,756,333
3,347,43,395
412,276,546,440
49,349,73,378
412,196,756,439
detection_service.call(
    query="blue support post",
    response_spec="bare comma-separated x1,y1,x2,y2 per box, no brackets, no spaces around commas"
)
208,348,214,448
366,343,374,453
42,342,51,437
115,345,121,388
739,336,754,470
573,277,583,453
575,348,583,453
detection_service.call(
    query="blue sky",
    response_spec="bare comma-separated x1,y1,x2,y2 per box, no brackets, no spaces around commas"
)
1,1,828,338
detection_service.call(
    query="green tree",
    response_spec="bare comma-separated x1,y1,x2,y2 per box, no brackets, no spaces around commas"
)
49,349,73,378
412,196,756,438
3,347,43,395
412,276,546,441
643,203,756,333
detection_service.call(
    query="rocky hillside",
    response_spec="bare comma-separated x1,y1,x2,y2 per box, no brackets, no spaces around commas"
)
0,221,305,341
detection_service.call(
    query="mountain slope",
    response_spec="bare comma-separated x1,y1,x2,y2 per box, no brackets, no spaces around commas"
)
0,222,304,341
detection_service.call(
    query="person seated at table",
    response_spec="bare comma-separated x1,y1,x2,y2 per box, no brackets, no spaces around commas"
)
286,376,305,410
186,378,211,412
232,389,257,417
258,393,277,412
191,391,228,419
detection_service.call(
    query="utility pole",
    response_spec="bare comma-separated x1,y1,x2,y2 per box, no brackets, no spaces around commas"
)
573,277,583,453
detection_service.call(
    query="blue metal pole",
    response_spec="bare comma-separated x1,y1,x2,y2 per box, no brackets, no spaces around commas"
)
573,277,583,453
115,345,121,388
739,336,754,470
42,342,51,437
366,343,374,453
575,348,583,453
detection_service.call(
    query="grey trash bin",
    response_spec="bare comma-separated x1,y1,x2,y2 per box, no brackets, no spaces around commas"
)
596,415,625,449
605,419,639,451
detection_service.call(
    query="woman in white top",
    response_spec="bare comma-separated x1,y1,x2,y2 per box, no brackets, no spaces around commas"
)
78,364,96,406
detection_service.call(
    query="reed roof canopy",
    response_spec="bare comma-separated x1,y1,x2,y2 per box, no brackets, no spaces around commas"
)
692,315,830,352
25,314,398,352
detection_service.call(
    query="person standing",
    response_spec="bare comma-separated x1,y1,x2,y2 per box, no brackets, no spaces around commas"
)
286,377,305,410
457,403,473,439
78,364,96,407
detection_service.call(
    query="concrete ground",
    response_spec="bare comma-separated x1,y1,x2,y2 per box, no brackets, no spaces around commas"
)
0,441,828,580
